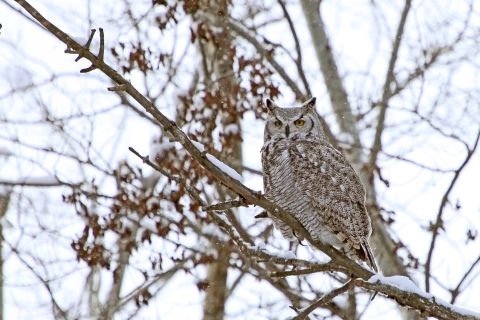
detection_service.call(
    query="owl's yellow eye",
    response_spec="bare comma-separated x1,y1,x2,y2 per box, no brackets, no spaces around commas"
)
294,119,305,126
274,120,282,127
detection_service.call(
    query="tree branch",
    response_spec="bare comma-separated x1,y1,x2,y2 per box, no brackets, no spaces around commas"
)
292,279,352,320
269,262,341,277
277,0,312,98
451,253,480,304
219,17,305,100
425,126,480,292
356,278,479,320
368,0,412,167
204,198,250,211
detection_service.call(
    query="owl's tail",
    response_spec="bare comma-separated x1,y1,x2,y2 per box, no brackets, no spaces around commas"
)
361,241,378,273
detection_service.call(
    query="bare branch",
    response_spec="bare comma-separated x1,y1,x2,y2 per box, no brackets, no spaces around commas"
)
381,151,455,173
277,0,312,97
368,0,412,167
220,17,305,100
109,259,190,314
292,279,352,320
270,262,342,277
451,253,480,304
204,198,250,211
425,126,480,292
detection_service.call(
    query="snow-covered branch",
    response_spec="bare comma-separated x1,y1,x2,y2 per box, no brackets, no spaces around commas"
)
356,275,480,320
0,175,62,187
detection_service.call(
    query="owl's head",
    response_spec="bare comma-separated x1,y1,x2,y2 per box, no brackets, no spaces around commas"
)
264,97,326,142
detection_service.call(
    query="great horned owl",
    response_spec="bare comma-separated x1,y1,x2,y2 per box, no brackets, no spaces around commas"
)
261,97,378,272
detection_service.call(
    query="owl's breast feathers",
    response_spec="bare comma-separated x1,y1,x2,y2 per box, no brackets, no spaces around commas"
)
262,139,378,272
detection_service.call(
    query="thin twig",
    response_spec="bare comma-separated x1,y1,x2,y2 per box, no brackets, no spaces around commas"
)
221,18,306,100
451,253,480,304
425,127,480,292
277,0,312,97
382,151,455,173
128,148,337,271
204,198,250,211
368,0,412,168
270,262,341,277
292,279,352,320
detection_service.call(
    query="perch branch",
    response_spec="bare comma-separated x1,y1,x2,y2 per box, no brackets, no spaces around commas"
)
356,279,479,320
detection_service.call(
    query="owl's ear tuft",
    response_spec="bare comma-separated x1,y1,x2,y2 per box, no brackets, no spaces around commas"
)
303,97,316,111
266,99,275,112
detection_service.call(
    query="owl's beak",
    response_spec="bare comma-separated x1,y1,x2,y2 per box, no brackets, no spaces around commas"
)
285,124,290,138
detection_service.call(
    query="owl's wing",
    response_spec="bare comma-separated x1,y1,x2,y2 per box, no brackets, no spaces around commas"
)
288,140,372,244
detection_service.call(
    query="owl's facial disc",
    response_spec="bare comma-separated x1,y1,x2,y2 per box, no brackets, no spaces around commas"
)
263,97,326,143
266,111,313,140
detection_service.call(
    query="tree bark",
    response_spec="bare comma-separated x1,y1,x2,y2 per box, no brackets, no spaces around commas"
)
199,2,242,318
0,192,10,320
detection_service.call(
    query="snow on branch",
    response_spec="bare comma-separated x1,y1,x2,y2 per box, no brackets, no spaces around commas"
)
0,175,62,187
191,141,243,182
356,275,480,320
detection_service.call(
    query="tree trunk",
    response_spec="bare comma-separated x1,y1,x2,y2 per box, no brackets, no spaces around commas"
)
198,1,243,319
0,192,10,320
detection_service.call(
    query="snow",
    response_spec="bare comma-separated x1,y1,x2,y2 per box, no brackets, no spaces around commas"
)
368,274,480,318
248,242,297,260
255,241,266,250
280,251,297,259
0,186,9,197
191,140,243,182
67,34,88,45
206,154,243,182
217,214,243,240
369,275,426,297
0,175,60,186
191,140,205,152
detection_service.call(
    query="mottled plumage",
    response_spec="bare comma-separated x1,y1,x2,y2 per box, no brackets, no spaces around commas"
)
261,98,378,272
